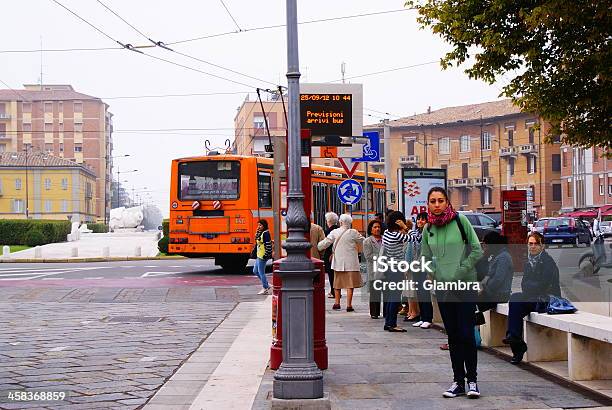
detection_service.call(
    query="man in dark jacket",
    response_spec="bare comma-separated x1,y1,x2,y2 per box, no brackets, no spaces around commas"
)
503,232,561,364
477,232,514,312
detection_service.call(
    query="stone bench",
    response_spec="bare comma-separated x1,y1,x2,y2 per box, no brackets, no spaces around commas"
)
481,303,612,383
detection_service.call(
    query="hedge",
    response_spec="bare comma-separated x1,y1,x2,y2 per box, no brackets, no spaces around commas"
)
158,219,169,254
0,220,72,246
88,223,108,233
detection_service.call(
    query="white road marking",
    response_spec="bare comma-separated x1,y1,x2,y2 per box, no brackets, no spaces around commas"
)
0,266,112,281
120,265,135,268
140,271,176,278
83,277,104,280
42,277,65,280
144,265,159,268
139,356,157,362
49,346,70,352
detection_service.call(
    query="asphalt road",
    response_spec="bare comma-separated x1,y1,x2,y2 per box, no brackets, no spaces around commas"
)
0,258,270,288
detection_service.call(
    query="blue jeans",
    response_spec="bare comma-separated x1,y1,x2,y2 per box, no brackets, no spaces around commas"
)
253,258,270,289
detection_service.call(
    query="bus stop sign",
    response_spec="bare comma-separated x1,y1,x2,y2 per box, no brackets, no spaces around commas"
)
338,179,363,205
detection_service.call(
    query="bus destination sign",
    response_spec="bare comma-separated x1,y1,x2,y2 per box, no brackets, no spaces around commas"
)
300,93,352,137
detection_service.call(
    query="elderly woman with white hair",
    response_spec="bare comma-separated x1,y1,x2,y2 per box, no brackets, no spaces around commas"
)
318,213,365,312
323,212,340,298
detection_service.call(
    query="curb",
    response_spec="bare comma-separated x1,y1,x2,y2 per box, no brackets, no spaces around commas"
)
0,255,186,263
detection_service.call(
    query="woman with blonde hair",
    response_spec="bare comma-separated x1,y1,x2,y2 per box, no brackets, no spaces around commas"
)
318,213,364,312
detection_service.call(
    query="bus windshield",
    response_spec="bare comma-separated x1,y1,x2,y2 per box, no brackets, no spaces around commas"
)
178,160,240,200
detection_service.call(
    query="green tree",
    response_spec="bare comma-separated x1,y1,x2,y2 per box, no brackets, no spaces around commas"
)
407,0,611,149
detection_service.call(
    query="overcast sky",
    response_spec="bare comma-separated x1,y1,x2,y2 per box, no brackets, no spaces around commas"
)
1,0,505,217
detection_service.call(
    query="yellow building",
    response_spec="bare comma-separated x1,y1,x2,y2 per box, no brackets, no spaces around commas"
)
0,151,97,222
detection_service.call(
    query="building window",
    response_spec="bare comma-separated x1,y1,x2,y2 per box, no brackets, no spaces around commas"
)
44,102,53,113
609,184,612,196
562,151,567,167
59,123,64,133
552,134,561,143
73,102,83,113
13,199,24,213
567,181,572,197
507,129,514,146
438,137,450,154
23,123,32,132
59,143,64,152
258,172,272,208
461,189,469,205
15,178,22,190
600,182,605,196
527,156,537,174
74,123,83,133
0,144,5,152
552,184,561,201
509,158,515,176
62,200,69,212
462,163,468,178
482,187,492,205
528,128,535,144
44,123,53,133
482,161,489,177
253,115,266,129
406,140,415,156
22,102,31,113
481,132,491,150
61,178,68,190
74,144,83,152
45,200,52,212
45,143,53,153
552,154,561,171
460,135,470,152
594,147,599,162
45,178,51,190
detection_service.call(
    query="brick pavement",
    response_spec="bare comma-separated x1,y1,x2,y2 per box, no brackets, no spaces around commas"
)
0,285,263,410
252,291,607,410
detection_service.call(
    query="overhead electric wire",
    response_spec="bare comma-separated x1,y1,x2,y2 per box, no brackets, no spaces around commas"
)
49,0,265,89
95,0,152,43
88,0,278,87
364,107,401,118
219,0,242,32
101,91,251,99
328,61,439,82
168,8,415,45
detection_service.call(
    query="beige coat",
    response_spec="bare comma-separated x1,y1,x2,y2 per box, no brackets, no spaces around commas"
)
309,223,326,259
317,226,364,272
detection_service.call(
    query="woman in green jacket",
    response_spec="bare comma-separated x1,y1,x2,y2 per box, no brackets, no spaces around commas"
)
421,187,483,399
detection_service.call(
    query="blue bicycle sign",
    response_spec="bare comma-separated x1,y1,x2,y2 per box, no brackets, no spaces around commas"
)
352,131,380,162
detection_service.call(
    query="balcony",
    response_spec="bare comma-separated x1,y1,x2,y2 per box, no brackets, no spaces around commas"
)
0,113,10,120
518,144,538,155
499,147,517,157
453,178,471,188
0,134,9,140
473,177,493,186
399,155,420,166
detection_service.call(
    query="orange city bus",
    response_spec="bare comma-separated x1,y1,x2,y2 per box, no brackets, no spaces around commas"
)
168,154,386,273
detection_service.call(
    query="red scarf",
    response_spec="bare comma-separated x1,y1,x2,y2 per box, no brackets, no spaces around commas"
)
428,204,457,227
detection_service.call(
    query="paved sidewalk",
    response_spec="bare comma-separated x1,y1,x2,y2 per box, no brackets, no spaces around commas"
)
3,231,160,260
251,289,607,409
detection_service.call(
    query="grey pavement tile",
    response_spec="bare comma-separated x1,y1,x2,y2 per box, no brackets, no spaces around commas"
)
145,394,195,405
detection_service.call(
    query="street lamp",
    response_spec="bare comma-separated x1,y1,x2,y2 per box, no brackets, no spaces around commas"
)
106,154,130,220
116,169,137,208
272,0,324,401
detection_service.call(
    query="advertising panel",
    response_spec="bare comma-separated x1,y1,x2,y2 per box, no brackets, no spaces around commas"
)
501,190,529,269
398,168,447,223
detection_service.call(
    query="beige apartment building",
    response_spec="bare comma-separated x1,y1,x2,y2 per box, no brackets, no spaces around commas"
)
367,100,563,217
560,146,612,212
0,84,113,222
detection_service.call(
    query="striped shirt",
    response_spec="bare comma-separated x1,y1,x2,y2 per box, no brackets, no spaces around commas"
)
382,230,418,260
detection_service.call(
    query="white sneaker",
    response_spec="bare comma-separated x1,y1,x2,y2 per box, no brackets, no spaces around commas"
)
420,321,432,329
257,288,268,295
412,321,424,327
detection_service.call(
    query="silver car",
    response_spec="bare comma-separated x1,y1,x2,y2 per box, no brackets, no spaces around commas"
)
532,218,552,234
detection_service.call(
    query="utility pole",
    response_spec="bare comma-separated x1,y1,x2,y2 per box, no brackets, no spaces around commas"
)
383,119,392,209
480,115,484,205
25,145,29,219
272,0,324,401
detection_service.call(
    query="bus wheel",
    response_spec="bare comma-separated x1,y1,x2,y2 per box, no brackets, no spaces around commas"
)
217,256,248,274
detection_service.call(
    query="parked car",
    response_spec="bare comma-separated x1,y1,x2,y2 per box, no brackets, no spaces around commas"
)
599,221,612,238
532,218,552,234
459,211,501,241
543,217,592,246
